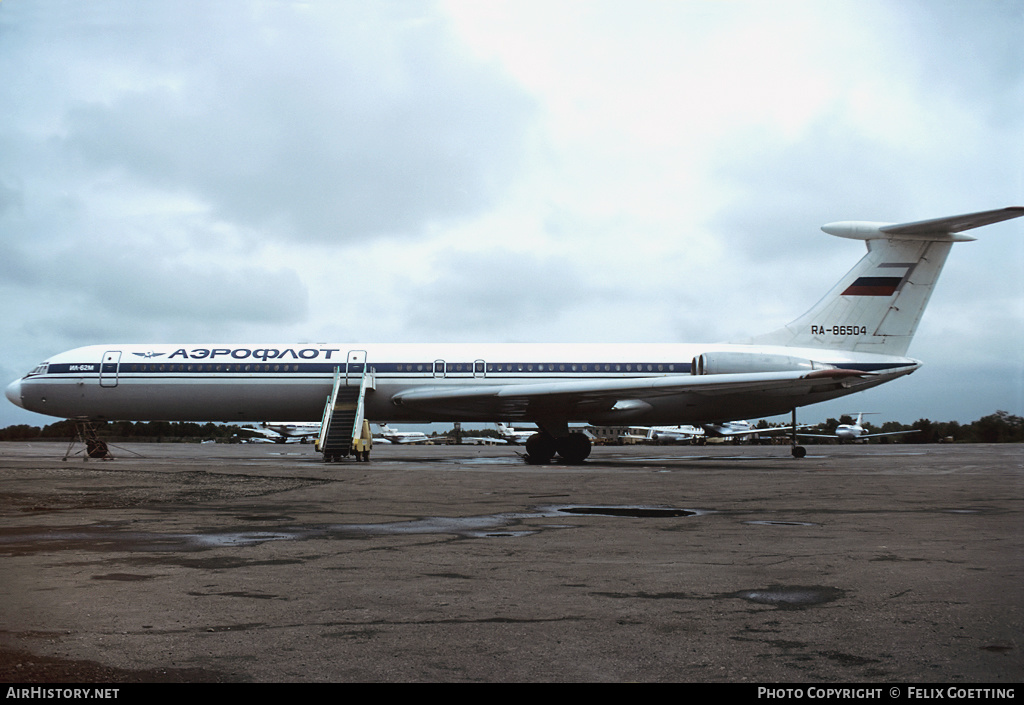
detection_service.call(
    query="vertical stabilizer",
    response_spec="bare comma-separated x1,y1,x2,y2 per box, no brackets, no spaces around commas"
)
747,207,1023,356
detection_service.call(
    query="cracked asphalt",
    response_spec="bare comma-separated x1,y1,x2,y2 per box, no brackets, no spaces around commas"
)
0,441,1020,682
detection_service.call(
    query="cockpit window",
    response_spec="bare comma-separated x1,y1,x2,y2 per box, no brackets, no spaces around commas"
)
27,362,49,376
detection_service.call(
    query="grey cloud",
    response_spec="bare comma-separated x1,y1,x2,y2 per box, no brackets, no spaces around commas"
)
0,0,534,364
2,205,308,330
87,261,309,325
897,0,1023,123
708,119,911,262
403,249,615,339
57,2,536,243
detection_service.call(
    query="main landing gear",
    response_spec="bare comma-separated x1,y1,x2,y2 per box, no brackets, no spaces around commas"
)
522,412,806,464
790,408,806,458
525,430,592,465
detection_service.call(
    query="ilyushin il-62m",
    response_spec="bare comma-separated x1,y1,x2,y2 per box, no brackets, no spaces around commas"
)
7,207,1023,463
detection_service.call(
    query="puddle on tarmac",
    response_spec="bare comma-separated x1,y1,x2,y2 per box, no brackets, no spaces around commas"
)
730,585,846,610
458,456,523,465
556,506,698,518
744,520,817,526
0,504,703,554
328,505,703,536
192,531,300,547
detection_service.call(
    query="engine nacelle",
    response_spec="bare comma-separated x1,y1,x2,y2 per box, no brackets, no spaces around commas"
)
691,352,831,376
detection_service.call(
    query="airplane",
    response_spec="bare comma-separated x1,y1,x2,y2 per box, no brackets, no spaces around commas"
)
245,421,321,443
494,422,536,444
796,412,920,442
460,434,508,445
240,435,279,444
639,425,703,444
447,422,509,445
374,423,431,444
701,420,803,442
6,207,1022,464
702,420,757,440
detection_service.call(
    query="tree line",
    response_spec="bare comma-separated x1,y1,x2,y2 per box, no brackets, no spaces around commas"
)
0,410,1022,443
0,419,253,442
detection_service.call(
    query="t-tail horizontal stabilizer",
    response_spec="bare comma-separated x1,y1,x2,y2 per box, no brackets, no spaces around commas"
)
822,206,1024,242
748,207,1024,356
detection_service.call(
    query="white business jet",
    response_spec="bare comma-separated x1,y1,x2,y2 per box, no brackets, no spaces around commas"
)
701,420,804,442
639,426,703,444
460,434,508,445
7,207,1022,463
247,421,322,443
374,423,431,444
494,422,535,444
797,412,919,442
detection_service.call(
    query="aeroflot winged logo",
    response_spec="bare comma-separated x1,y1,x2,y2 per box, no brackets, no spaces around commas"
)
841,263,914,297
132,351,166,359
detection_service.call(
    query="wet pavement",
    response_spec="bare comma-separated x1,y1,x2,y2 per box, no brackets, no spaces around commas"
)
0,441,1020,682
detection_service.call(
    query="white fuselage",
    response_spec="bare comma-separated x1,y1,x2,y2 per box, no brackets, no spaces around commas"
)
645,426,702,441
6,341,918,426
835,425,866,439
375,424,429,443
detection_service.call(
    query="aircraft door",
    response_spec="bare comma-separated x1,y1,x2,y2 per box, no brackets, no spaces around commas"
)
99,350,121,388
433,360,445,378
345,350,367,384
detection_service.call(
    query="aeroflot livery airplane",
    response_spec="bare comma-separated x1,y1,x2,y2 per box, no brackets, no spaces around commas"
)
6,207,1023,463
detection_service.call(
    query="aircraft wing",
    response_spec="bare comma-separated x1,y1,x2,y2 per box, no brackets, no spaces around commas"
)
702,425,751,438
860,429,920,438
461,436,508,445
392,368,871,421
707,425,800,437
797,429,920,438
380,435,430,444
243,427,286,442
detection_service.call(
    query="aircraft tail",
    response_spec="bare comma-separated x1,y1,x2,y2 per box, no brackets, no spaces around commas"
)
747,207,1023,356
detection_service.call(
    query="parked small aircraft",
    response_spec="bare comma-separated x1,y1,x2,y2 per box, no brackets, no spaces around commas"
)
374,423,431,444
245,421,321,443
797,413,919,441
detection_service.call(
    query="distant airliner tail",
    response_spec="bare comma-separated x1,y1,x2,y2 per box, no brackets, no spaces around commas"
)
747,207,1024,356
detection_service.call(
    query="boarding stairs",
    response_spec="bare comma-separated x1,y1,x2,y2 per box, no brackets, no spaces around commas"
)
318,351,374,462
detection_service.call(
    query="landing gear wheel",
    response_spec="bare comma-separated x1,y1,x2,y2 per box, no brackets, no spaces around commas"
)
525,432,557,464
791,445,806,458
556,432,592,464
86,439,108,459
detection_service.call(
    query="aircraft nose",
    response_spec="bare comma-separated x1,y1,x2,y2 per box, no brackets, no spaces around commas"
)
5,378,24,408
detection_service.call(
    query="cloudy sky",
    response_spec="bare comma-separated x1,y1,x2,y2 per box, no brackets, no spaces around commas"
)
1,0,1022,430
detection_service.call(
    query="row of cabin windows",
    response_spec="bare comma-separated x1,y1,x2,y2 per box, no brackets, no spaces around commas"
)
113,362,683,374
396,363,681,373
121,363,303,373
